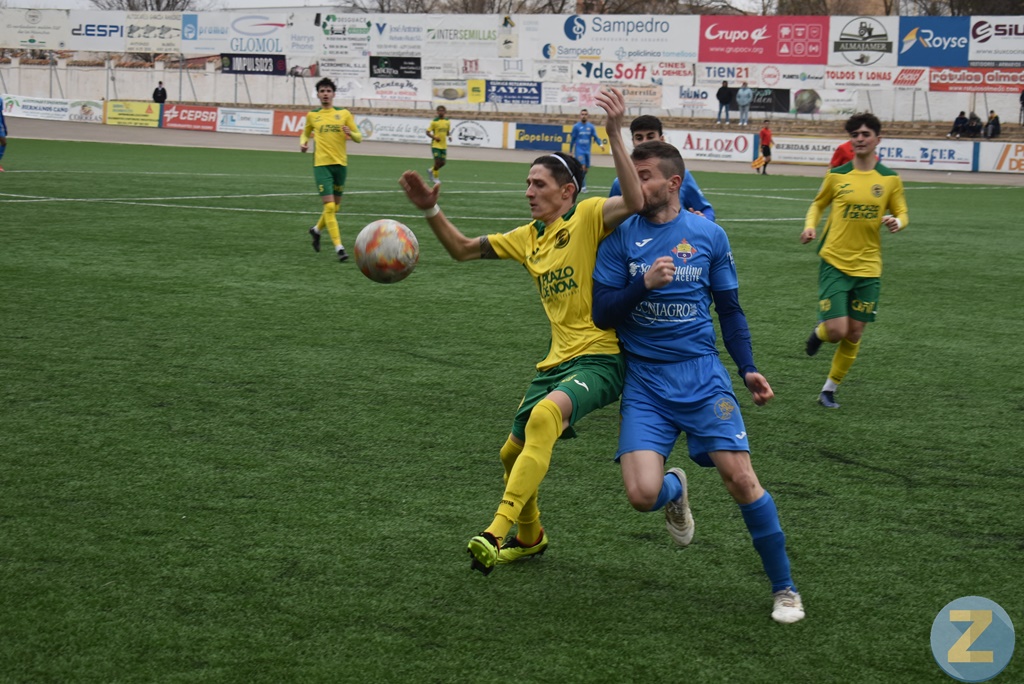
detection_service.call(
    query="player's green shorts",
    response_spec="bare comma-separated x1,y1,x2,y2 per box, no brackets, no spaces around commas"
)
818,260,881,323
314,164,347,197
510,353,625,441
431,148,447,162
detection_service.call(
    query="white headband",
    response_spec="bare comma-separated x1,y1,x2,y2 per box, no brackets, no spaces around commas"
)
546,155,580,193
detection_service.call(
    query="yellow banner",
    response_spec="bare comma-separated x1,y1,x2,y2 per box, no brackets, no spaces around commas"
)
105,100,162,128
467,80,486,104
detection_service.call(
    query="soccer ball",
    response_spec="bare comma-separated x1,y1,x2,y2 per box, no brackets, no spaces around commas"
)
353,219,420,284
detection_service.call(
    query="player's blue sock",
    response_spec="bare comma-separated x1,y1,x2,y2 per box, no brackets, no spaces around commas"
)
739,491,796,593
650,470,683,511
0,145,6,162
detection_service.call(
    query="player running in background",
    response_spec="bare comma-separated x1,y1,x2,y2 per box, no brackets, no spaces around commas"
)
398,88,642,576
801,113,909,409
570,108,603,193
592,140,804,624
301,77,362,262
0,105,8,171
425,105,451,186
608,115,715,223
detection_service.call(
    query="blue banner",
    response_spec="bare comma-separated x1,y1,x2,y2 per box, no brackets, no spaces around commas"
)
486,80,542,105
897,16,969,67
513,123,567,151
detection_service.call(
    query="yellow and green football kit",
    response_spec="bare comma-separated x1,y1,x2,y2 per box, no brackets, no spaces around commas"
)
481,197,624,547
427,116,450,152
300,107,362,251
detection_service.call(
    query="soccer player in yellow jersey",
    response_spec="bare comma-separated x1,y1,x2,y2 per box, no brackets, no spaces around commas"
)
425,105,451,186
801,113,909,409
301,77,362,262
399,88,643,575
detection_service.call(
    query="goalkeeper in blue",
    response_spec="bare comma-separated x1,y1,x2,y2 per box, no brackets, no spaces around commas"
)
591,140,804,624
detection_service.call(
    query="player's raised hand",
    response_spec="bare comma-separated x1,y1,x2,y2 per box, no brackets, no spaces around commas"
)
399,170,440,209
743,372,774,406
643,255,676,290
800,228,816,244
595,87,627,130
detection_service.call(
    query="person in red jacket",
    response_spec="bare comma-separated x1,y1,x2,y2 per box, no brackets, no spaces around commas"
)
758,120,773,175
830,140,854,168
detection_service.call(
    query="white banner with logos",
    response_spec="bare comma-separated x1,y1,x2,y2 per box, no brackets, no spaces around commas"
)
69,99,103,124
772,136,847,165
0,9,70,50
125,12,181,54
67,10,126,52
875,137,974,172
542,82,601,107
353,114,502,148
662,86,717,112
356,78,428,102
976,141,1024,174
0,94,70,120
664,129,755,162
824,66,929,90
216,107,274,135
828,16,900,68
519,14,700,62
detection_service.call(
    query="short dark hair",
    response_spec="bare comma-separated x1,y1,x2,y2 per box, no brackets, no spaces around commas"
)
630,115,663,137
532,152,585,201
315,77,337,92
631,141,686,182
845,112,881,135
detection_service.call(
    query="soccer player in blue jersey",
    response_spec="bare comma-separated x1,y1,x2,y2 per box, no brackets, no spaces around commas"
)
570,109,603,193
0,105,8,171
592,140,804,624
398,88,643,576
608,115,715,222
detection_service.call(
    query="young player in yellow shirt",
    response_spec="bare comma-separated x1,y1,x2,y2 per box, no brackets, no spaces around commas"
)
398,88,643,575
301,78,362,262
801,113,910,409
425,105,451,186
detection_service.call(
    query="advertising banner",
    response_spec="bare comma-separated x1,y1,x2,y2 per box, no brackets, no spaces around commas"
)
665,129,755,162
216,107,274,135
67,10,126,52
977,141,1024,174
521,14,700,62
875,137,974,172
573,61,652,84
897,16,969,67
542,82,601,107
486,80,542,105
321,14,372,58
928,67,1024,93
751,88,790,113
359,78,428,102
162,103,218,131
1,94,69,120
969,16,1024,67
369,16,424,57
125,12,181,54
513,123,568,151
220,54,287,76
273,110,307,137
828,16,899,67
699,16,828,65
432,80,471,103
318,57,366,80
824,66,893,90
787,88,857,115
652,62,694,85
663,86,717,112
105,100,161,127
369,56,422,79
226,14,289,55
69,99,103,124
772,137,847,165
423,15,502,60
180,13,230,54
0,9,70,50
448,119,504,148
535,61,572,83
285,11,320,59
619,84,662,108
695,63,825,90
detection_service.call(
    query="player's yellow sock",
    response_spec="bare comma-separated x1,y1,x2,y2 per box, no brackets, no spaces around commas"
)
323,202,341,248
828,338,861,384
315,212,326,230
486,399,561,542
499,435,523,483
516,494,542,546
815,322,828,342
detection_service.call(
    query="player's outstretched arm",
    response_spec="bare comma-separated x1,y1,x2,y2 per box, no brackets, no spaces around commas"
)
399,170,481,261
597,87,643,229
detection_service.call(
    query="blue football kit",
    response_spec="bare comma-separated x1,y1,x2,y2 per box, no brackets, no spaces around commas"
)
609,172,715,223
570,121,598,167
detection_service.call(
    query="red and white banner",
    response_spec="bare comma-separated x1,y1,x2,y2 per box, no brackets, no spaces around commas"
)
699,16,828,65
273,110,306,137
162,104,217,132
928,67,1024,93
825,66,927,90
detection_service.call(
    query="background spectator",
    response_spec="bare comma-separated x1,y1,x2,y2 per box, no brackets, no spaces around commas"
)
152,81,167,104
965,112,983,138
983,111,1001,139
947,111,967,138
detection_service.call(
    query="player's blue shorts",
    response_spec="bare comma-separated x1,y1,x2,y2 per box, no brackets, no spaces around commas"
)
616,354,750,467
575,152,591,168
0,111,7,137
